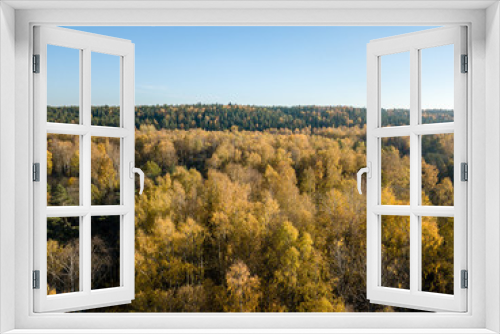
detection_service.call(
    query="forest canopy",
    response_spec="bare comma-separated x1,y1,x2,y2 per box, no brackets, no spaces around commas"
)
46,104,454,312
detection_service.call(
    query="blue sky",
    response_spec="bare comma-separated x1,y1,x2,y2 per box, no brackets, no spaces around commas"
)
48,26,453,108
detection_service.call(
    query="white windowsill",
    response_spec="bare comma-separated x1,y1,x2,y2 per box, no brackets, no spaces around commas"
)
4,330,498,334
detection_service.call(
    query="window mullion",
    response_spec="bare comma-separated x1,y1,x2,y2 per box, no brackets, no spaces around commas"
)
82,48,91,208
372,205,454,217
413,123,454,135
46,206,89,217
409,47,420,294
82,48,92,293
373,123,454,138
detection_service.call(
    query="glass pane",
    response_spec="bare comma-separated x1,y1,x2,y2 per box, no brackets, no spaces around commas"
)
381,215,410,290
91,216,120,290
381,136,410,205
381,52,410,127
421,45,454,124
47,45,80,124
47,217,80,294
91,137,120,205
421,133,454,206
91,52,121,127
47,134,80,206
421,216,454,295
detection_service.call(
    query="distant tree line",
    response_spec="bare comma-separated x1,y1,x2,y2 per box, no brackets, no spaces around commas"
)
48,104,453,131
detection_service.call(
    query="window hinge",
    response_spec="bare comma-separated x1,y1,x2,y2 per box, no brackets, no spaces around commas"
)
461,270,468,289
33,270,40,289
33,54,40,73
461,54,468,73
33,163,40,182
461,162,468,181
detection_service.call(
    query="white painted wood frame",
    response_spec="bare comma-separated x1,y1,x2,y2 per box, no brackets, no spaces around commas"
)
366,26,467,312
32,26,135,313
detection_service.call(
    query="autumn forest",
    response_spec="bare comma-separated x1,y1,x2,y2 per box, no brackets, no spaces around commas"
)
46,104,455,312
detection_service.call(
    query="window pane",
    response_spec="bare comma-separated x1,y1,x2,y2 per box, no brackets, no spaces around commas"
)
91,52,121,127
47,45,80,124
91,137,120,205
47,134,80,206
381,215,410,290
381,137,410,205
381,52,410,127
421,217,454,295
421,45,454,124
91,216,120,290
47,217,80,294
421,133,454,206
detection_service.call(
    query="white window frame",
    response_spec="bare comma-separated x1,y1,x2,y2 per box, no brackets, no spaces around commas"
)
33,26,136,312
366,26,467,312
1,2,499,333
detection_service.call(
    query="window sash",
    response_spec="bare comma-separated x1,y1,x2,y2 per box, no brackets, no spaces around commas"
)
33,26,136,313
366,26,468,312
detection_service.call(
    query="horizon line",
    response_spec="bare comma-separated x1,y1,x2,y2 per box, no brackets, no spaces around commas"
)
47,104,454,110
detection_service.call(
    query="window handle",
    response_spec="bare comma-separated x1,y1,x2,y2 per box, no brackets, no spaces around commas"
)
129,162,145,195
357,162,371,195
